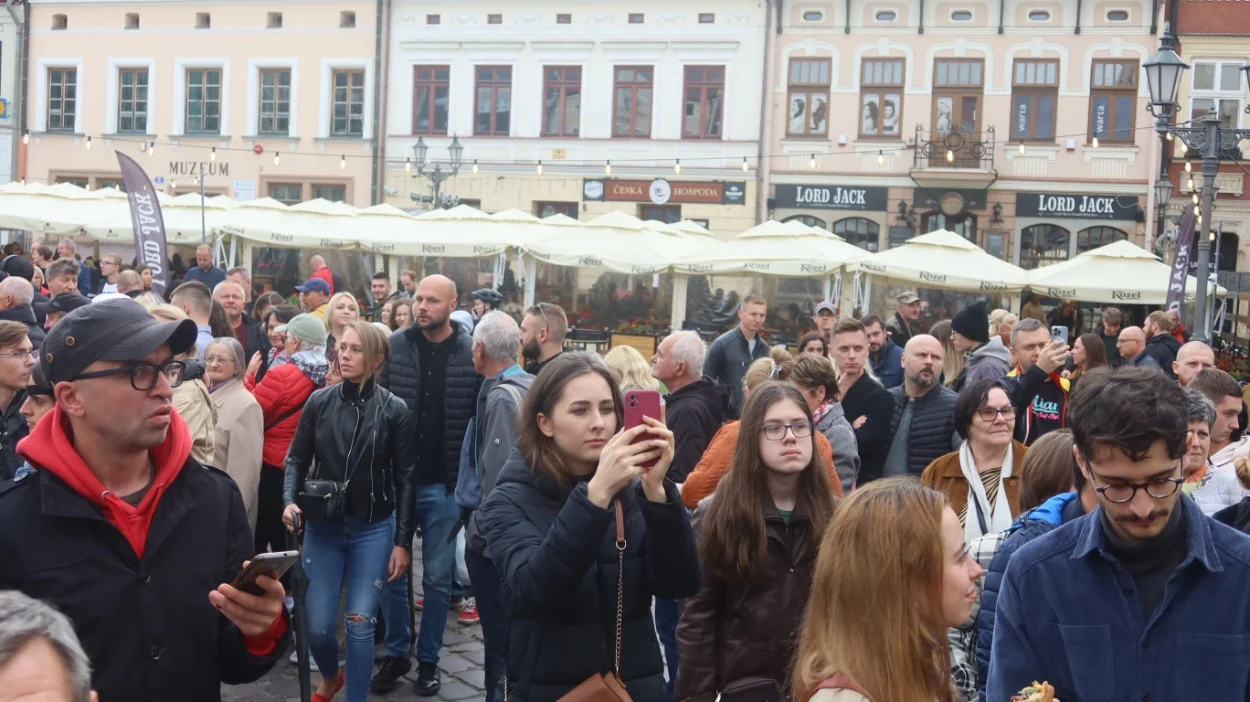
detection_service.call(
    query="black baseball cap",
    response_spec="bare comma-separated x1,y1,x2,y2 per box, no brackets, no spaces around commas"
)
47,293,91,316
0,255,35,282
42,298,198,384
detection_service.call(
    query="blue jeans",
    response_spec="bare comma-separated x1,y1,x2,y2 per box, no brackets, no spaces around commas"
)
379,483,459,663
302,515,394,702
654,598,679,700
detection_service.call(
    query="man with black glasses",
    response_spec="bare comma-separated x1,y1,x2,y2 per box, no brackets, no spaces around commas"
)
988,366,1250,702
0,299,289,700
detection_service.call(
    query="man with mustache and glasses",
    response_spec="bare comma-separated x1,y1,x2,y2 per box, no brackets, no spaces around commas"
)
883,335,958,477
988,366,1250,702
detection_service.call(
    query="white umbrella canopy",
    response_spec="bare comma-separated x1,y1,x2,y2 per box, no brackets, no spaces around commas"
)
521,211,713,274
0,181,134,235
82,190,235,244
1026,239,1224,304
218,198,357,251
849,229,1030,293
358,205,542,257
673,219,865,276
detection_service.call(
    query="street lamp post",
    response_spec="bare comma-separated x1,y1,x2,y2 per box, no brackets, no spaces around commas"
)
1144,25,1250,343
410,136,465,209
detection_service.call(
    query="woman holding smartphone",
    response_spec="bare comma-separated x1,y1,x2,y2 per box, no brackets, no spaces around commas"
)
282,321,416,702
677,382,838,701
479,352,701,702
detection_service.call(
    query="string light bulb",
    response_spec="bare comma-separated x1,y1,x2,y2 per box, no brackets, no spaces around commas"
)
339,155,347,170
148,141,155,157
1166,132,1174,141
472,160,479,175
274,152,281,166
84,136,92,152
536,161,543,176
1185,160,1192,173
1019,143,1026,156
674,159,682,175
877,151,885,166
404,157,411,173
1193,192,1200,205
1188,176,1195,190
1179,141,1188,155
809,153,817,170
741,157,749,173
210,147,217,162
946,149,955,163
1091,137,1099,149
22,131,30,145
605,160,612,176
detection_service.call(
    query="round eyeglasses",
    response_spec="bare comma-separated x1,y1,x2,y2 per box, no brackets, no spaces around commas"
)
1087,466,1184,504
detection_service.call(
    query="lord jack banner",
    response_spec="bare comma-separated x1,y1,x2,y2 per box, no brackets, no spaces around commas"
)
116,152,170,296
1165,203,1196,316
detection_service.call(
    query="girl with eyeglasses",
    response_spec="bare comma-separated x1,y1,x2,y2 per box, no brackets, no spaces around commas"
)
922,379,1027,542
676,381,838,702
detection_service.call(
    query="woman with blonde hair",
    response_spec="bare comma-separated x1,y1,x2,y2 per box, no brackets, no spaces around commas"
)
603,344,660,392
793,478,982,702
325,292,360,363
930,319,964,389
148,303,218,465
683,347,844,507
992,311,1017,350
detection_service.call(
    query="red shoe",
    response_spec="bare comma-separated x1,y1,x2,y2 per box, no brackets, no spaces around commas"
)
311,671,344,702
458,599,480,625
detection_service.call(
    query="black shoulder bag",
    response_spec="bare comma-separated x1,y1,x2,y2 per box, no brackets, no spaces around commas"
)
296,397,369,522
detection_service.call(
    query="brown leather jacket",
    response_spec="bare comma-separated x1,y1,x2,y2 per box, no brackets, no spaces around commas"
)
920,441,1028,522
675,495,820,700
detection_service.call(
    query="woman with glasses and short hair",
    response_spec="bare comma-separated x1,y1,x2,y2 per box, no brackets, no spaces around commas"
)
205,337,264,534
148,304,218,466
921,379,1027,542
676,381,839,701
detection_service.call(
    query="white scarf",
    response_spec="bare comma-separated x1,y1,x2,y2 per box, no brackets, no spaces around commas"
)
960,441,1015,543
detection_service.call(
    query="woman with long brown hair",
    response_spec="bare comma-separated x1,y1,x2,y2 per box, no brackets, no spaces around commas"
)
677,382,838,701
792,354,860,493
478,352,700,702
793,478,983,702
1067,333,1108,389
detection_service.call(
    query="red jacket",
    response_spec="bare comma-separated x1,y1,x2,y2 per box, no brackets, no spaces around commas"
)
310,267,335,294
248,362,317,467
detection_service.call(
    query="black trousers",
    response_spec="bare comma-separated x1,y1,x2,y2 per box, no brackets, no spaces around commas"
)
255,464,288,556
465,546,507,702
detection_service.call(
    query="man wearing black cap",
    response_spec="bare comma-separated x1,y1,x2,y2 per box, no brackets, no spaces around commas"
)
949,301,1012,393
0,299,289,700
43,293,90,331
1,254,49,327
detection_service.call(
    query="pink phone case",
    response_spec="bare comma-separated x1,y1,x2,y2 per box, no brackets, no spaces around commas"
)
624,389,663,470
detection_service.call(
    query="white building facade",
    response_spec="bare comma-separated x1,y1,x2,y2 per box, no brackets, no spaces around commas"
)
0,2,20,186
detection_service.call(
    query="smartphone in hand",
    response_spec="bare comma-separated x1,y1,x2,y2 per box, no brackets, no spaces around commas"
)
231,551,299,596
624,389,663,470
1050,325,1070,346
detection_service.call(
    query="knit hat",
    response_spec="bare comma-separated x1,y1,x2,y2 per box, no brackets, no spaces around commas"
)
279,313,328,346
951,301,990,344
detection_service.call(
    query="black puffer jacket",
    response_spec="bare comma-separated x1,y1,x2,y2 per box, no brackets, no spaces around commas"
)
379,320,479,488
479,454,701,702
0,304,45,350
282,379,417,546
1145,333,1182,380
887,385,960,475
664,378,730,482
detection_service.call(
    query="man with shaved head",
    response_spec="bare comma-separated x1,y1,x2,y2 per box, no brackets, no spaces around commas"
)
375,273,481,696
0,277,46,349
115,269,143,297
883,334,960,476
1117,326,1160,370
1175,341,1216,387
308,254,340,295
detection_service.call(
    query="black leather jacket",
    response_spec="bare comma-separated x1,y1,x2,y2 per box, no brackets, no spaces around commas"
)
282,379,417,547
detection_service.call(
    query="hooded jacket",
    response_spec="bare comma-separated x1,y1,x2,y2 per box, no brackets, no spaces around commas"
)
664,378,730,482
478,454,701,702
1144,333,1182,379
869,336,904,390
704,327,771,418
0,409,289,701
1004,365,1069,446
952,337,1012,394
0,304,46,350
676,495,820,700
975,492,1085,700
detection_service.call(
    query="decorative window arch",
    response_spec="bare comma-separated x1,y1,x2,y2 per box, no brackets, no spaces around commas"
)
783,214,827,229
1021,223,1071,269
1077,225,1127,253
832,217,880,251
923,212,977,243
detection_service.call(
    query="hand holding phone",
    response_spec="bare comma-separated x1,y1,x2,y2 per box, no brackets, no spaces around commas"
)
1050,325,1070,345
624,390,663,470
230,551,299,596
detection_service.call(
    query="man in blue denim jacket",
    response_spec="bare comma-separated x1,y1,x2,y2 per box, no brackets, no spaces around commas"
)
988,365,1250,702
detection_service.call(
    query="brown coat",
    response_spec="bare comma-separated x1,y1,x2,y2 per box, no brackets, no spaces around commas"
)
675,496,820,701
210,378,265,534
920,441,1028,522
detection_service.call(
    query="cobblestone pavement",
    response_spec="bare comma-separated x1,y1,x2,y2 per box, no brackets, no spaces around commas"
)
223,540,488,702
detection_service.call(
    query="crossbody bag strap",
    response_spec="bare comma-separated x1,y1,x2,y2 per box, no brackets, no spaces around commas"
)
613,498,626,674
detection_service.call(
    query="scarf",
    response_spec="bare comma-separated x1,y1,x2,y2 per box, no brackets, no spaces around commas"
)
960,440,1015,542
290,348,330,387
812,400,835,426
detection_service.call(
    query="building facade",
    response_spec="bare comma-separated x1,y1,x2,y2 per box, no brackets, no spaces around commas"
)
382,0,765,238
765,0,1158,274
20,0,378,204
0,3,19,186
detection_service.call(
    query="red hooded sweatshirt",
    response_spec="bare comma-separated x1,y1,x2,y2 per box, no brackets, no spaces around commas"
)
18,407,191,559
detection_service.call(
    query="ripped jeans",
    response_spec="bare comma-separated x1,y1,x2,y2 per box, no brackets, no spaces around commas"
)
302,514,395,702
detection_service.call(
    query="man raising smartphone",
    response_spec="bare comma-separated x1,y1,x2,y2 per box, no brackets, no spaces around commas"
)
0,299,289,701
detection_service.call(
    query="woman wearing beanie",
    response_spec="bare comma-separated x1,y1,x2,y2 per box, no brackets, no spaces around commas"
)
948,301,1011,394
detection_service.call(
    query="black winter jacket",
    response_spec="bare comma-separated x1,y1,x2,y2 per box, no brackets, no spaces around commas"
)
887,385,960,476
664,378,730,483
1145,333,1182,379
379,320,480,488
0,460,290,701
0,305,45,350
237,313,272,383
704,327,770,418
479,454,701,702
0,390,27,481
283,379,417,547
840,373,896,483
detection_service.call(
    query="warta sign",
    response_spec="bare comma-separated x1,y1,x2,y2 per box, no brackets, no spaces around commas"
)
1016,192,1141,220
773,184,888,211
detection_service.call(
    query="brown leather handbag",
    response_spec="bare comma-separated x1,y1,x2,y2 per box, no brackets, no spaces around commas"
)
506,500,634,702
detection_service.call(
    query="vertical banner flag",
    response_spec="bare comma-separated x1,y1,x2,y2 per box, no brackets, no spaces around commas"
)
1166,204,1196,314
116,152,170,296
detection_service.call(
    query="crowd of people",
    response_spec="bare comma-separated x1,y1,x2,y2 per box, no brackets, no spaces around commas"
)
2,241,1250,702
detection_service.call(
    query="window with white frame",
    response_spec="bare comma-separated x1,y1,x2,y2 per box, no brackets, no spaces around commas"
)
259,69,291,135
118,68,149,134
1191,60,1244,131
47,68,77,132
332,69,366,136
185,68,222,134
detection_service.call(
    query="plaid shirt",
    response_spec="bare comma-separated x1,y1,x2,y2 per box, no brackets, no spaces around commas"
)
950,530,1009,702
